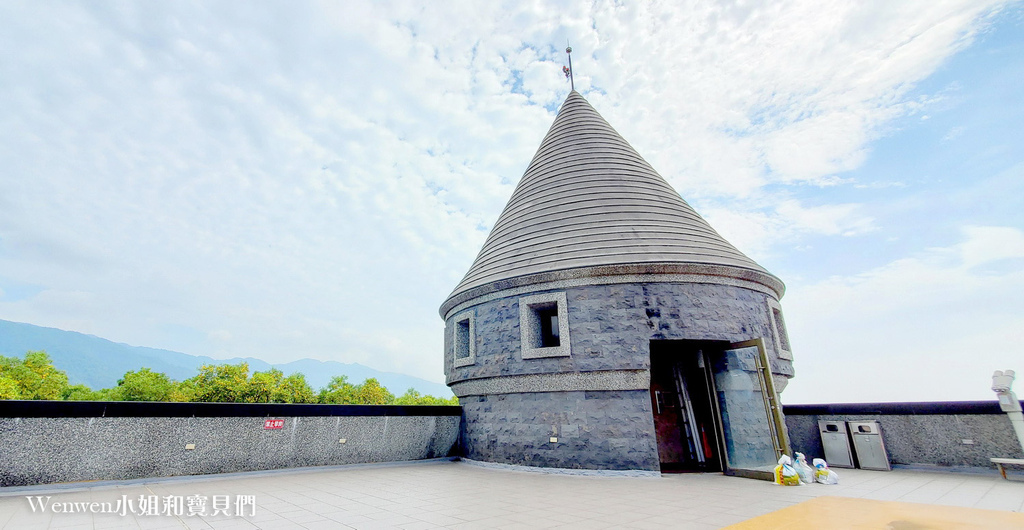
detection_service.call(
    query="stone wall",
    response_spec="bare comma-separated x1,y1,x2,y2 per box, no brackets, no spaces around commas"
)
784,401,1024,470
0,401,460,487
445,282,794,384
459,390,660,471
445,280,795,470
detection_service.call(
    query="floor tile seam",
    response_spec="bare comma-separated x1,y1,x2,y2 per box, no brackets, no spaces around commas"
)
871,479,936,499
362,510,422,523
860,482,925,495
854,475,918,490
323,512,375,523
909,477,969,492
941,481,998,507
897,484,970,502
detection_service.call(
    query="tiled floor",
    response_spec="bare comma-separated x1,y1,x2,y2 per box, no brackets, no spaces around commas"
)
1,459,1022,529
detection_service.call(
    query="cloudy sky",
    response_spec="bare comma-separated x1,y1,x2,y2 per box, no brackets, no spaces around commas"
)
1,1,1021,403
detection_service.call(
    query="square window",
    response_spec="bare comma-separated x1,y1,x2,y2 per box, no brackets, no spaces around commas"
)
452,310,475,367
766,298,792,360
520,292,570,359
535,303,560,347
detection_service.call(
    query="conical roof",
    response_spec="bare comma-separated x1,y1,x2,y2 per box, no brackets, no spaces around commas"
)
441,91,782,316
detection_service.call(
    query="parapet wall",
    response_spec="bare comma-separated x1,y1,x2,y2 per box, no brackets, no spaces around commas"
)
0,401,461,487
783,401,1024,470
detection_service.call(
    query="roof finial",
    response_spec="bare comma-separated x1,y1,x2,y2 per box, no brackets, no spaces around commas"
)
564,42,574,91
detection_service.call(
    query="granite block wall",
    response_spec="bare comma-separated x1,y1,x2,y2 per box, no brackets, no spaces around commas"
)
445,282,795,383
459,390,660,471
0,414,459,487
445,281,795,471
785,403,1024,469
443,281,796,471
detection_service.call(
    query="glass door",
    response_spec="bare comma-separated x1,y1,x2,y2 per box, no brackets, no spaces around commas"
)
706,338,789,480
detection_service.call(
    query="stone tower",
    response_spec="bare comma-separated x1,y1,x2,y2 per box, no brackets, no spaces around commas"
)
440,91,794,476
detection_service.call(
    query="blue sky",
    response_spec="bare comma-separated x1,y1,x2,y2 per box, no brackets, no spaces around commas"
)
774,10,1023,279
0,1,1021,402
773,8,1024,402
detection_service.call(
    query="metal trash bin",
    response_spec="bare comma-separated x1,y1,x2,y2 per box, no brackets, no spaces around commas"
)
849,420,891,471
819,420,854,468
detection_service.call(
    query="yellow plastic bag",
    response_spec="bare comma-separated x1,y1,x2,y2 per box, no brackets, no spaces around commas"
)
774,455,801,486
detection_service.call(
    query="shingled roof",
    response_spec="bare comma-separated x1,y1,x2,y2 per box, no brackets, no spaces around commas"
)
441,91,782,316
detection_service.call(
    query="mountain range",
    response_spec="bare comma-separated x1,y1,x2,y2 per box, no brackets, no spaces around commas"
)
0,319,452,397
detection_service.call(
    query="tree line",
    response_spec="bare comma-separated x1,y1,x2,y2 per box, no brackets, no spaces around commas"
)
0,351,458,405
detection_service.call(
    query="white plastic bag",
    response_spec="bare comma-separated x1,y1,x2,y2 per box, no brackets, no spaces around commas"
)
812,457,839,485
794,452,815,484
774,455,801,486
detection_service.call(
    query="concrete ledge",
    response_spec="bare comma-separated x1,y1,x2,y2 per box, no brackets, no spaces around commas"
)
784,401,1018,416
0,400,462,418
460,458,660,478
440,263,784,319
450,370,649,397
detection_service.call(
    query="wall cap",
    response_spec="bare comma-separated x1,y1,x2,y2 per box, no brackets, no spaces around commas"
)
782,401,1022,416
0,401,462,418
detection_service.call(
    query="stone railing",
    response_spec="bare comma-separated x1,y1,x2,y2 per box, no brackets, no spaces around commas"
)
0,401,460,487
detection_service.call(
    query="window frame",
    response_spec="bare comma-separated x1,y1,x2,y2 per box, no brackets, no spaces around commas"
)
452,310,476,367
766,298,793,360
519,292,571,359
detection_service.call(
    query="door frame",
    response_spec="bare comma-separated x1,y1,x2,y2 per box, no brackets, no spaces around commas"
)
649,340,726,472
707,338,790,480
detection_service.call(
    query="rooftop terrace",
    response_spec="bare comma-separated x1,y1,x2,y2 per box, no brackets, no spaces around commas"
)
2,458,1022,529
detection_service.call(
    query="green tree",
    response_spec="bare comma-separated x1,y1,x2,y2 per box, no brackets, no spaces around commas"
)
170,379,197,402
184,363,251,402
0,354,451,407
62,384,117,401
116,368,175,401
318,375,357,404
246,368,284,403
0,351,68,400
240,369,316,403
62,383,94,400
394,388,459,406
350,378,394,405
394,388,424,405
0,374,21,399
273,373,315,403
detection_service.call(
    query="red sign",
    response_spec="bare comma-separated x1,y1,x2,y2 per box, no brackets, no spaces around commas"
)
264,419,285,430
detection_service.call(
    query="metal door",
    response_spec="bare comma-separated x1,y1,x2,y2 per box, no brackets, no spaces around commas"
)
707,338,790,480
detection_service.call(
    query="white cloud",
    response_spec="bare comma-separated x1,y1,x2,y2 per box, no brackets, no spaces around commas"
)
0,1,1015,391
701,198,876,259
577,0,1006,196
943,126,966,141
956,225,1024,269
808,176,855,188
782,226,1024,403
